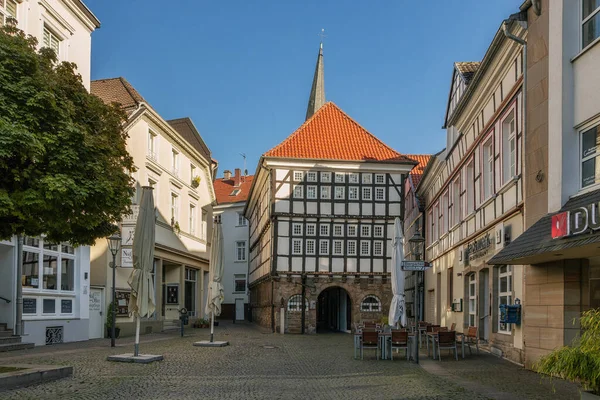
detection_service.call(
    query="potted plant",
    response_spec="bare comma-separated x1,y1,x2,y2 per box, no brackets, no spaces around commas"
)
191,176,201,188
105,302,120,339
534,309,600,398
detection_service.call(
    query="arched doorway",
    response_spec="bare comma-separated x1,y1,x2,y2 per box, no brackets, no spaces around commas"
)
317,287,351,333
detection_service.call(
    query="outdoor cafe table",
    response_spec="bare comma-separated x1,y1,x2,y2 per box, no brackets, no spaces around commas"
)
378,332,391,360
426,332,438,359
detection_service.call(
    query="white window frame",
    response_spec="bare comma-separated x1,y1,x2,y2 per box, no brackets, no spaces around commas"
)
451,178,460,227
306,171,317,182
482,137,494,201
21,238,76,296
320,186,331,199
292,223,303,236
171,148,180,177
335,186,345,200
498,265,513,334
347,224,357,237
468,274,477,327
349,187,359,200
360,225,371,237
292,239,303,255
237,213,247,226
375,174,385,184
582,0,600,49
362,173,372,184
375,187,385,201
0,0,17,26
189,203,196,235
321,172,331,182
294,171,304,181
287,295,308,312
320,224,330,236
333,240,343,255
170,192,179,223
235,241,247,262
147,130,158,161
580,122,600,189
306,239,316,255
362,187,372,201
233,274,246,293
349,173,359,183
347,240,357,256
319,240,329,255
293,185,304,199
360,295,381,312
43,25,62,58
306,185,317,199
502,109,517,184
441,190,449,235
335,172,345,183
333,224,343,237
306,223,316,236
465,159,475,214
373,225,384,238
360,240,371,256
373,240,384,256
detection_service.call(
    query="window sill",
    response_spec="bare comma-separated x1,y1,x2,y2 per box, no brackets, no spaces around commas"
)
479,195,496,209
498,175,519,195
232,291,246,294
571,35,600,63
497,330,512,336
572,183,600,199
234,260,247,263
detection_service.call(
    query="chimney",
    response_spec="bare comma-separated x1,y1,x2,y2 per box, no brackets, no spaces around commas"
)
223,170,231,180
234,168,242,187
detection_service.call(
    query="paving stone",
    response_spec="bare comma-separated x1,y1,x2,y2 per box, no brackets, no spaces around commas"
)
0,323,581,400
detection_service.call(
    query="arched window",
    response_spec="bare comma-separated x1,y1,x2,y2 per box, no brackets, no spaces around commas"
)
360,295,381,312
287,295,308,312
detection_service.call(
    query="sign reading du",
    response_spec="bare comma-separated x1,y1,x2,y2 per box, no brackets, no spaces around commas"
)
551,201,600,239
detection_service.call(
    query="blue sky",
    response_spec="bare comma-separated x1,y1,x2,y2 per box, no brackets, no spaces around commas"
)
86,0,519,176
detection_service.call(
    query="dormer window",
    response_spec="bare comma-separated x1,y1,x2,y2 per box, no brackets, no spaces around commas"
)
230,189,241,196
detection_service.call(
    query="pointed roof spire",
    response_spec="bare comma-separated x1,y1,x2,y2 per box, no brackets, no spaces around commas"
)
305,32,325,121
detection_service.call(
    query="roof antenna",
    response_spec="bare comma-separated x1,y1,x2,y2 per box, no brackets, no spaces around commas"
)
240,153,247,176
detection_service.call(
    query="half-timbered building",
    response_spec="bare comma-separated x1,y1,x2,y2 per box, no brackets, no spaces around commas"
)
417,19,527,363
244,44,416,333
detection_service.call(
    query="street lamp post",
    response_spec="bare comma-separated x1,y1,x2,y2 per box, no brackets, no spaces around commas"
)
107,234,121,348
409,229,425,364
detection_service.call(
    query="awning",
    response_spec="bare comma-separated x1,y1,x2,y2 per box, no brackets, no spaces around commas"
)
489,188,600,265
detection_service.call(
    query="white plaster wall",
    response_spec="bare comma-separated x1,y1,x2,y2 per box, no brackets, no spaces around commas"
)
15,0,97,90
215,205,249,305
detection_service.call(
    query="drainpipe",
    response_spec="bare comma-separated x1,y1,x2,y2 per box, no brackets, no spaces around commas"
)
15,235,23,336
502,13,528,223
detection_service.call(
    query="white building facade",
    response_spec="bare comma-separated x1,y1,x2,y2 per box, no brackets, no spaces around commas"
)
0,0,99,346
90,78,215,337
418,19,527,363
213,169,252,321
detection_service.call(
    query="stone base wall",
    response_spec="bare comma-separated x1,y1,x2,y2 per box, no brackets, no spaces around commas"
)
108,320,163,338
250,275,392,334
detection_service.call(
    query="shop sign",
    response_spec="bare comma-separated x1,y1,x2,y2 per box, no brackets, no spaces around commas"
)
122,205,140,225
464,233,493,264
121,248,133,268
552,201,600,239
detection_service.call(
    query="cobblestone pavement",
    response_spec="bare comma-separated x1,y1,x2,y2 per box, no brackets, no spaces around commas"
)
0,323,581,400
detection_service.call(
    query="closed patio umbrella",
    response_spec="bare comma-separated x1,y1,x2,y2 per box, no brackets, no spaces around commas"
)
205,221,224,342
128,186,156,356
389,217,407,328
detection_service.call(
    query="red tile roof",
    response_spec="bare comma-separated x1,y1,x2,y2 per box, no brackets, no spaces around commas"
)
91,77,146,114
405,154,432,188
264,102,414,164
213,175,254,205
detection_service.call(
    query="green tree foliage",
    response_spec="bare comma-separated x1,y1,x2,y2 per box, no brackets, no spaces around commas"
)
0,22,135,246
535,308,600,394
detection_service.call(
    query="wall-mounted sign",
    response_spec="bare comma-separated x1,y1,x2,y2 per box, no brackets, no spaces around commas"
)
115,290,131,316
401,260,432,271
122,205,140,225
121,226,135,246
465,233,493,264
61,299,73,314
121,248,133,268
23,298,36,314
166,284,179,305
552,201,600,239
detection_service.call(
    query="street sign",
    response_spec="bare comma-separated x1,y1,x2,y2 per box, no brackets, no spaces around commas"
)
401,260,432,271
